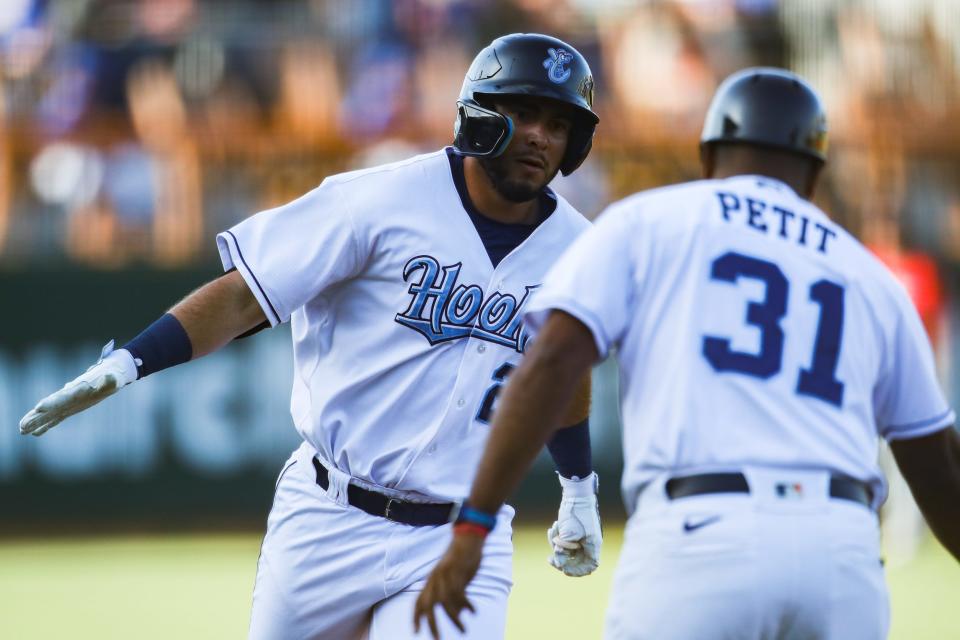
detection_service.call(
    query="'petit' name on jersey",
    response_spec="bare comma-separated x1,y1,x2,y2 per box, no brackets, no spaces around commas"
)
395,255,535,352
716,190,837,254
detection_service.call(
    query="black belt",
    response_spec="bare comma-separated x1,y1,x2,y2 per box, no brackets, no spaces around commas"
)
665,472,873,508
312,457,455,527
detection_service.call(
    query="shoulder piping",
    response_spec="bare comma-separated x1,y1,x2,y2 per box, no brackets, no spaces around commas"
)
224,230,281,324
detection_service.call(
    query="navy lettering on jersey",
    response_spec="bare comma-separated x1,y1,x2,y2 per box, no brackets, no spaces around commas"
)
745,198,768,232
772,206,794,238
714,191,837,255
395,255,536,352
814,222,837,253
703,252,787,378
703,250,847,407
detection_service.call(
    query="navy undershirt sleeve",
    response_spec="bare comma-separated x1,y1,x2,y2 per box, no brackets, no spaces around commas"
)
546,419,592,480
122,313,193,379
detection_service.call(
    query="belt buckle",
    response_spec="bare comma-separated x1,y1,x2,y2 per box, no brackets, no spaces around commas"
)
384,497,398,521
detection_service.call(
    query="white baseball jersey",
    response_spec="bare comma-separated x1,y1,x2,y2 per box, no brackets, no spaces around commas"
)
217,148,590,501
526,174,955,506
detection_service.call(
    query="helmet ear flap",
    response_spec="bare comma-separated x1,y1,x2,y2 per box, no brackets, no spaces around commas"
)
559,122,595,176
453,101,514,158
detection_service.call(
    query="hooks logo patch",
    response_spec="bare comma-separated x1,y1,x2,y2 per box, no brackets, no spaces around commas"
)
543,48,573,84
395,255,537,353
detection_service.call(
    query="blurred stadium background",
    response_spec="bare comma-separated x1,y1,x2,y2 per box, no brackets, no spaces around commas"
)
0,0,957,637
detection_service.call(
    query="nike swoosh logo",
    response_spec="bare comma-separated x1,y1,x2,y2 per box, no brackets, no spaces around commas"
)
683,515,722,533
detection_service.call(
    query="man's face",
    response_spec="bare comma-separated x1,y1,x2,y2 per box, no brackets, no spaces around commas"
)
478,96,574,203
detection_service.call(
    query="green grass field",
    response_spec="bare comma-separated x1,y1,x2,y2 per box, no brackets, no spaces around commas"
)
0,527,956,639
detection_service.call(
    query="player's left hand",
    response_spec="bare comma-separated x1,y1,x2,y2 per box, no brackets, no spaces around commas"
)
413,532,485,640
19,341,138,437
548,472,602,577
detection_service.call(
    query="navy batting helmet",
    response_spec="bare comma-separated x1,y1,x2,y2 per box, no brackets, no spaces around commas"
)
454,33,598,176
701,67,828,163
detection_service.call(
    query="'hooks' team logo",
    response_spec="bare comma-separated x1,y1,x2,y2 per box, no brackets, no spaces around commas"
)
395,255,537,353
543,48,573,84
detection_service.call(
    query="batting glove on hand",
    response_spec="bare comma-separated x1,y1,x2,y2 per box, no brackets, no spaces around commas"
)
19,341,139,437
548,472,601,577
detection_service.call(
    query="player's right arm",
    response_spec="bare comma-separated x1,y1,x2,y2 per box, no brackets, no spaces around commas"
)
21,175,367,437
890,427,960,562
169,269,267,358
19,270,267,436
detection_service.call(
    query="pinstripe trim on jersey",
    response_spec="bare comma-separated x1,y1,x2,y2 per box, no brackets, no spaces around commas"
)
526,296,613,360
883,408,956,441
220,230,282,326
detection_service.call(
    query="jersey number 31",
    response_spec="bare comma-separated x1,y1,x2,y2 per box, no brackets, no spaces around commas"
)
702,251,845,407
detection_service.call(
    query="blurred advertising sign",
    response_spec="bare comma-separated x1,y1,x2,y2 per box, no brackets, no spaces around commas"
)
1,330,300,483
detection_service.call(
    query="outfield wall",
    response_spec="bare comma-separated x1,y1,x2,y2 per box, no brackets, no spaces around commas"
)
1,266,625,531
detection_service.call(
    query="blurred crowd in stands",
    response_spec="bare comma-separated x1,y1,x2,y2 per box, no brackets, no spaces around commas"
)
0,0,955,271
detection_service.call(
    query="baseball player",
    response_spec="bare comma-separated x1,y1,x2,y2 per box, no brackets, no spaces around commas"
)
19,33,604,639
415,68,960,639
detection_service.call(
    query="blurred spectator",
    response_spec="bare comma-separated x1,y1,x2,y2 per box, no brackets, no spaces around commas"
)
126,57,202,265
339,41,414,139
0,0,953,315
865,214,945,345
274,40,340,144
412,38,470,145
0,82,10,253
600,3,714,140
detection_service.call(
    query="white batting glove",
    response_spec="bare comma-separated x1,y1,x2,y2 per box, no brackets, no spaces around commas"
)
19,341,140,437
548,472,601,577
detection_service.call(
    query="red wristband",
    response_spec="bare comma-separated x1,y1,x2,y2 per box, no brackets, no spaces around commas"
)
453,522,490,538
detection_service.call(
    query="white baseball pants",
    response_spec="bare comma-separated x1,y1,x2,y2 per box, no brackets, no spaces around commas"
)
249,442,514,640
606,467,889,640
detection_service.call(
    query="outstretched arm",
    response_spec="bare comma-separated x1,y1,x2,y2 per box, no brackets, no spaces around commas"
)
19,270,267,436
169,269,268,358
890,426,960,562
413,310,598,638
